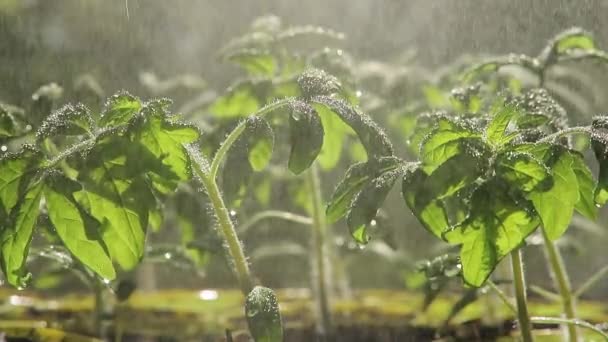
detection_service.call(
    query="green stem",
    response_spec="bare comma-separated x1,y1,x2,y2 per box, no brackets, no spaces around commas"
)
511,250,534,342
93,282,104,338
192,163,254,294
306,164,332,337
536,126,591,144
542,229,578,342
209,98,294,180
239,210,312,234
487,280,517,314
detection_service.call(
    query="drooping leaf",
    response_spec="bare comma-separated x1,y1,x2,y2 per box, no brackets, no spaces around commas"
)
347,167,401,244
570,152,597,220
444,181,539,287
529,148,579,240
44,174,115,280
36,104,93,141
591,117,608,206
495,152,551,192
287,101,323,174
0,183,42,287
99,92,142,127
245,286,283,342
402,168,449,239
312,96,393,159
327,157,401,224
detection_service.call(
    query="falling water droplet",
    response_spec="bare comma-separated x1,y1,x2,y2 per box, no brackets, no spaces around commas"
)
229,210,237,218
164,252,172,259
1,145,7,152
355,90,363,98
102,278,111,285
370,219,377,227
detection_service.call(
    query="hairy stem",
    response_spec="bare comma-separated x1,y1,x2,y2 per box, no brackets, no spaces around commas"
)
93,282,104,338
536,126,591,144
511,250,534,342
306,164,333,337
193,162,254,294
209,98,294,180
542,229,578,342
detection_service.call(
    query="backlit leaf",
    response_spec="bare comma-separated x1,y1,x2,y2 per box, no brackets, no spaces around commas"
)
44,174,115,280
0,183,42,287
245,286,283,342
99,92,142,127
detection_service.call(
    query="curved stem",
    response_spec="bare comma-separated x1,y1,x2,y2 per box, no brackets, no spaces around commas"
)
542,229,578,342
536,126,591,144
511,250,535,342
530,317,608,340
191,158,254,294
306,164,333,337
239,210,312,234
209,98,294,180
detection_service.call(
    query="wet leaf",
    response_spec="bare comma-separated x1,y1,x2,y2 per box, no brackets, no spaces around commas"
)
0,183,42,287
287,101,323,174
245,286,283,342
347,167,401,244
297,68,341,99
0,148,41,217
327,157,400,224
99,92,142,127
36,104,93,140
44,174,115,280
485,104,519,146
209,82,261,118
495,152,551,192
444,182,539,287
529,148,580,240
420,120,480,173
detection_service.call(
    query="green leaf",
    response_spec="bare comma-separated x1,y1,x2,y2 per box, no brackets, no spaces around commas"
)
222,117,273,206
209,82,261,118
0,148,41,217
327,157,401,224
312,96,393,159
99,92,142,127
36,104,93,140
0,183,42,287
553,27,596,54
495,152,551,192
287,101,323,174
591,119,608,206
246,117,274,172
420,120,480,173
444,182,539,287
44,174,115,280
245,286,283,342
136,114,200,192
529,149,579,240
485,104,519,146
0,104,26,139
226,49,277,77
570,152,597,220
347,170,399,244
402,153,484,239
315,103,347,170
76,140,154,270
